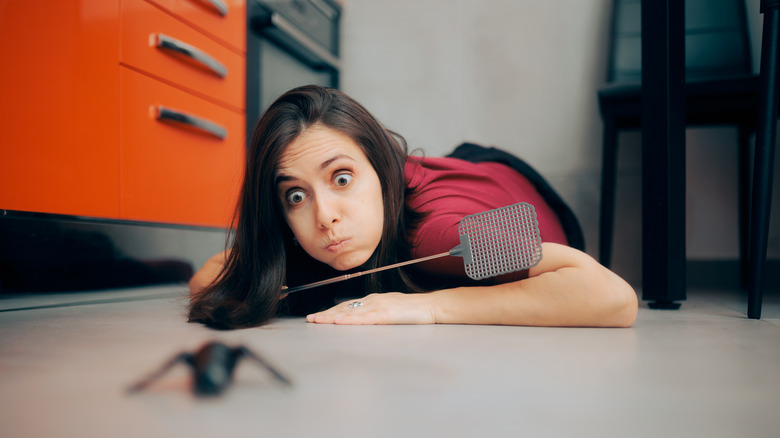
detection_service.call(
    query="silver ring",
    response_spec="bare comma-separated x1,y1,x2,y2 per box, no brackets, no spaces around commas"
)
348,301,363,309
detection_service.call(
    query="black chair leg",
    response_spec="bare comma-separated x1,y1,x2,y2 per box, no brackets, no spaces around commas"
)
600,114,618,268
737,126,753,288
748,0,780,319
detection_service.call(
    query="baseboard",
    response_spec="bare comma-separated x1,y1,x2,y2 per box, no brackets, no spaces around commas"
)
0,212,224,293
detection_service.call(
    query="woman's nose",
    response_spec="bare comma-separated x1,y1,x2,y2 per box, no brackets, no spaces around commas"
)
314,193,340,229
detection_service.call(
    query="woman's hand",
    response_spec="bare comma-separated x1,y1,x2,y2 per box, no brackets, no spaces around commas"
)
306,292,436,325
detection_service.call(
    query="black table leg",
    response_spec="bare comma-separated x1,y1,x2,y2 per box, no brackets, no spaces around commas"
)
641,0,687,309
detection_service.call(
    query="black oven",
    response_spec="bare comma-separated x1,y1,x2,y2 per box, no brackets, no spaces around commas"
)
246,0,341,141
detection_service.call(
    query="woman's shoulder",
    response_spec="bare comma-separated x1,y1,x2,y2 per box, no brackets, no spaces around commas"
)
405,155,522,211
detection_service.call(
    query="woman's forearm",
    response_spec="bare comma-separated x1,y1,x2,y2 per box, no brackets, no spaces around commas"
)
428,243,638,327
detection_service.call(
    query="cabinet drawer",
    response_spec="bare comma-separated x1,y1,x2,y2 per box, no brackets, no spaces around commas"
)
143,0,246,53
120,67,244,227
122,0,244,110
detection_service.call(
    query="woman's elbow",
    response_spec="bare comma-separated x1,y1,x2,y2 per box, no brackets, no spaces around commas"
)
605,274,638,328
189,251,227,298
189,272,208,298
189,263,218,298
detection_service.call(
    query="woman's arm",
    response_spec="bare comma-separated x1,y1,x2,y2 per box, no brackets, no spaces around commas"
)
306,242,638,327
429,242,637,327
189,250,228,297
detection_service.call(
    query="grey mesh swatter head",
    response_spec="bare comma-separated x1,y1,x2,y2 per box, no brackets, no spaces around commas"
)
450,202,543,280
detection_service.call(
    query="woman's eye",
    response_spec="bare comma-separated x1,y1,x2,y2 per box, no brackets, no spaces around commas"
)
286,190,306,205
334,173,353,187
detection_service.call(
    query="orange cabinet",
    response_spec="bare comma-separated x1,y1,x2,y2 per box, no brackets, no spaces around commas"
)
0,0,246,228
0,0,121,219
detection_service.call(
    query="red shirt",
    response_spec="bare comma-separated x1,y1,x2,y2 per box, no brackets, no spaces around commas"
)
405,156,567,281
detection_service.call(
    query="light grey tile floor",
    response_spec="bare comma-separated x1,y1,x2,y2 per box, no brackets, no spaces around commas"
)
1,285,778,438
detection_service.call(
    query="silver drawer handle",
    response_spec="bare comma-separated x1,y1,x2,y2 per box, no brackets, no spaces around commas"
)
199,0,228,16
153,33,227,78
154,105,227,140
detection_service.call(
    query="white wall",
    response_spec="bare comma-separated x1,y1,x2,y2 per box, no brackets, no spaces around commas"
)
339,0,780,286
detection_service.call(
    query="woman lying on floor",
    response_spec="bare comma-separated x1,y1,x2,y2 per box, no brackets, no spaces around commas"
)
188,85,637,329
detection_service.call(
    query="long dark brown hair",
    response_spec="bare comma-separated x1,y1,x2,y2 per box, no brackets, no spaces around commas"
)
188,85,422,329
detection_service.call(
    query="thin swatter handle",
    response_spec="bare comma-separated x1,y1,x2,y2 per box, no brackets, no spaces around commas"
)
282,251,452,294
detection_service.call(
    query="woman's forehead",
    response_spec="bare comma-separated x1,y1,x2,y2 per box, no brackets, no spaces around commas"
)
276,126,368,174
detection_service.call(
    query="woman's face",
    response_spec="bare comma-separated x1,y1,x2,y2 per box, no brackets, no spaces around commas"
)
275,125,385,271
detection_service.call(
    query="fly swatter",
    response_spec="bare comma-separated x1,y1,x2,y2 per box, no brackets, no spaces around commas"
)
282,202,543,294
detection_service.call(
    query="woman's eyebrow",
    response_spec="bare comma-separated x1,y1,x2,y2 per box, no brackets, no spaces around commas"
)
274,173,293,185
274,154,356,186
320,154,354,170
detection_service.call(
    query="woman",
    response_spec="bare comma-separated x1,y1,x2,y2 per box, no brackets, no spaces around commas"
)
189,85,637,329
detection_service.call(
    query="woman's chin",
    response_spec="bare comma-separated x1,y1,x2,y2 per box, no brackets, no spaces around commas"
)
326,252,370,272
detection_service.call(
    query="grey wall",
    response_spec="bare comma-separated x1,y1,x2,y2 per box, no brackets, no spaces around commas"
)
339,0,780,287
